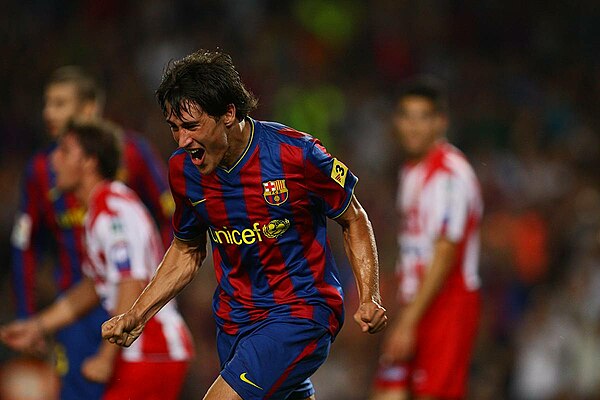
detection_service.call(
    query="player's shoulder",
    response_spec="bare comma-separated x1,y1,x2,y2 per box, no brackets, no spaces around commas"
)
88,182,139,227
169,147,187,160
168,148,201,192
24,145,56,178
254,118,314,148
122,129,145,144
168,148,189,172
121,129,158,156
439,143,477,179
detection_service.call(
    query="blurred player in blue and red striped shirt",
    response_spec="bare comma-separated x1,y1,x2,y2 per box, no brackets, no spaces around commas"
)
102,49,388,400
9,66,173,400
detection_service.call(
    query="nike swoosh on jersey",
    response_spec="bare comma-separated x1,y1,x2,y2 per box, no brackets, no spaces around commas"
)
190,198,206,206
240,372,263,390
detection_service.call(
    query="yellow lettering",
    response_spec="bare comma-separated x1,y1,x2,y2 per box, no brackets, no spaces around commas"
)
253,223,263,242
231,230,242,245
54,343,69,376
223,227,233,244
216,230,229,244
209,228,220,243
160,191,175,217
210,220,287,246
55,208,85,229
241,229,255,244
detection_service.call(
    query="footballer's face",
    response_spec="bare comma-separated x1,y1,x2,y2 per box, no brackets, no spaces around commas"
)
43,83,96,139
393,96,447,159
51,133,87,192
166,102,236,175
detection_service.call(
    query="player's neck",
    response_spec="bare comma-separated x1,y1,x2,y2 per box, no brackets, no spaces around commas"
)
76,173,106,208
406,138,446,163
220,118,250,169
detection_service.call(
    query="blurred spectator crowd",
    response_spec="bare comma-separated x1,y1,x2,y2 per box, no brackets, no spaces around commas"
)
0,1,598,399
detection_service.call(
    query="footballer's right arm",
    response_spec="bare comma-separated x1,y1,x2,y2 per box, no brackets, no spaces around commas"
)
101,234,207,347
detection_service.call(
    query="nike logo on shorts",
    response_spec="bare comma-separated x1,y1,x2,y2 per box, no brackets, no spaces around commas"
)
240,372,263,390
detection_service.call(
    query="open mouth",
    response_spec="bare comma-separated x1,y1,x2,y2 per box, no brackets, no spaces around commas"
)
186,148,206,165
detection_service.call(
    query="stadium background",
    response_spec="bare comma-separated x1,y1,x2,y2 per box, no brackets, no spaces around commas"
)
0,1,599,399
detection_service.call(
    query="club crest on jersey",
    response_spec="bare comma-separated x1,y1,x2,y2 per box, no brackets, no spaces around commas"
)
263,179,289,206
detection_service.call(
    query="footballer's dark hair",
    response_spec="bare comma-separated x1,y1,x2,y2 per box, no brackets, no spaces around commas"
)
62,119,122,180
156,49,258,121
397,76,449,113
47,66,106,112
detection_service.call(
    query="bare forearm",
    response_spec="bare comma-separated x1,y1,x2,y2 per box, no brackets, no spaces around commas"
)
38,277,100,333
339,198,381,303
404,239,456,324
337,196,387,333
128,238,205,324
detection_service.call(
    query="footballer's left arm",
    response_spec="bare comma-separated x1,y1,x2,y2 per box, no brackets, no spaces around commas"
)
335,195,387,334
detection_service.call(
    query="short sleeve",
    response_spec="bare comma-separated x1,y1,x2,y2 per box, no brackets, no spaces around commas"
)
169,152,204,241
100,216,138,280
430,174,469,242
305,140,358,219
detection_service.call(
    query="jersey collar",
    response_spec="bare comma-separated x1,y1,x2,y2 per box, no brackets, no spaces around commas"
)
218,117,257,174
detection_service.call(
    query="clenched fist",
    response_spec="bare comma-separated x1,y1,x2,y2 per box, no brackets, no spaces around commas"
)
101,313,145,347
353,299,388,334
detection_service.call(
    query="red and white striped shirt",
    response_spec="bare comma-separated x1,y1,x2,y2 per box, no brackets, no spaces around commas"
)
397,141,482,302
83,181,193,362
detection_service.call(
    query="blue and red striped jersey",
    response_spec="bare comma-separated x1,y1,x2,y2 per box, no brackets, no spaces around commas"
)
169,118,358,336
10,131,173,317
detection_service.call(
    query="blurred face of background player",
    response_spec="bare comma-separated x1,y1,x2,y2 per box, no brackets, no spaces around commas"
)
51,132,91,193
43,82,98,139
166,101,238,175
393,95,448,160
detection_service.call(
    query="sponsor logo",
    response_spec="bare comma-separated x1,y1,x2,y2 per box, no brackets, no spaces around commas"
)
160,191,175,216
240,372,263,390
209,219,291,245
54,343,69,376
263,179,289,206
56,207,86,229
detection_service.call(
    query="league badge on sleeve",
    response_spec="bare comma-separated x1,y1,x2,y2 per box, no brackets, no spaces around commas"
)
331,158,348,187
109,241,132,273
263,179,289,206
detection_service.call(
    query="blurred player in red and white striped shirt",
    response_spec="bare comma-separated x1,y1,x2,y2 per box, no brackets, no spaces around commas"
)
372,77,483,400
8,66,175,400
1,119,193,400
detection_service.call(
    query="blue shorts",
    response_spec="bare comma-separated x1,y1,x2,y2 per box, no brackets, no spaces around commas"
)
217,318,332,400
55,304,109,400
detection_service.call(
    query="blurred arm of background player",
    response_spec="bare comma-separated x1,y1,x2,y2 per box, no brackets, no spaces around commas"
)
382,238,456,361
0,276,147,383
0,277,100,355
336,195,388,334
101,235,207,347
